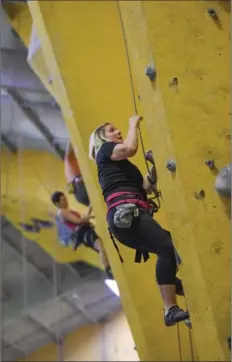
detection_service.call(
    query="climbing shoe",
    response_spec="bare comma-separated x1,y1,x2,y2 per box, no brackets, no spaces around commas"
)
175,277,185,296
105,266,114,280
164,306,189,327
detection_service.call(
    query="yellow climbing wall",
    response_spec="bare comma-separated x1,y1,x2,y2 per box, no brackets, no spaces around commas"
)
142,0,230,338
118,0,230,360
143,0,230,353
3,0,195,360
2,0,230,360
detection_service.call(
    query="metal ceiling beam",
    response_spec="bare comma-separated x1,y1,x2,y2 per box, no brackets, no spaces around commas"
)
6,88,65,159
1,134,17,153
2,218,98,287
1,93,61,110
2,340,27,359
61,295,98,324
1,84,48,95
3,234,53,289
23,315,58,343
1,48,47,93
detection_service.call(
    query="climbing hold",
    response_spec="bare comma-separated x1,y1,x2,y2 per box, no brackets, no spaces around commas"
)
145,150,155,165
184,318,192,329
166,160,176,172
48,76,53,84
215,164,231,197
212,245,222,255
228,337,231,350
208,8,218,19
145,65,156,81
169,77,179,87
194,189,205,200
205,160,215,170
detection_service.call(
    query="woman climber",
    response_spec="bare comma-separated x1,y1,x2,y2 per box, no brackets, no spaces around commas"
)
89,115,189,327
64,140,91,212
51,191,113,279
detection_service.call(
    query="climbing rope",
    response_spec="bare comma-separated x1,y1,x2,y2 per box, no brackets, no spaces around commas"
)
188,326,194,361
176,324,182,362
116,3,195,360
116,1,162,211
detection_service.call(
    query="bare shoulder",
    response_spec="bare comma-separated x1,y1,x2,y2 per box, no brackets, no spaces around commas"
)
60,209,70,218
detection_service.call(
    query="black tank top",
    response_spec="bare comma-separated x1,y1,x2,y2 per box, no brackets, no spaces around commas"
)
96,142,146,201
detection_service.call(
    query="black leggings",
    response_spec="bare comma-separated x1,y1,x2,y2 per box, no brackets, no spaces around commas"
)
107,208,177,285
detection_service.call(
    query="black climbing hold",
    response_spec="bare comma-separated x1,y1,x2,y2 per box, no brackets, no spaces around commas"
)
166,160,176,172
19,223,40,233
145,65,156,81
205,160,215,169
194,189,205,200
208,8,218,19
228,337,231,350
169,77,179,87
172,77,178,86
48,76,53,84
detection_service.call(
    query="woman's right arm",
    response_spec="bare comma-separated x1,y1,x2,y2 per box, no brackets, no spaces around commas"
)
61,210,93,225
111,115,142,161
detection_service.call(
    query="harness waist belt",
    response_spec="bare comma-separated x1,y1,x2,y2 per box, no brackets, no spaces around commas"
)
106,191,145,202
106,192,149,212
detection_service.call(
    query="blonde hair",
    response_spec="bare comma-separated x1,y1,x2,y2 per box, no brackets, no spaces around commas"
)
89,123,109,160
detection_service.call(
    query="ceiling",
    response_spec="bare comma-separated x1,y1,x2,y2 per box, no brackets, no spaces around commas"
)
0,4,69,156
1,5,121,361
2,217,121,361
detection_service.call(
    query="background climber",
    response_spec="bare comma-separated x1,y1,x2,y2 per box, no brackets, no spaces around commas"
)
51,191,113,279
89,115,189,327
64,140,92,213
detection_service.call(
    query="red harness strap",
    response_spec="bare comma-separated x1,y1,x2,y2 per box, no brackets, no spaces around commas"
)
64,210,81,230
106,192,150,213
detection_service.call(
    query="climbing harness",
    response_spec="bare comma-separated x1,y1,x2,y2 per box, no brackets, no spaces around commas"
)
107,191,154,263
55,213,99,253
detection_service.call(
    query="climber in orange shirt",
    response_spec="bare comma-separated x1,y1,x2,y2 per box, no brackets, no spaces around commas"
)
65,141,91,212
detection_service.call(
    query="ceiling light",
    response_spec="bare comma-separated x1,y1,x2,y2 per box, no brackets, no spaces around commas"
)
104,279,120,297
